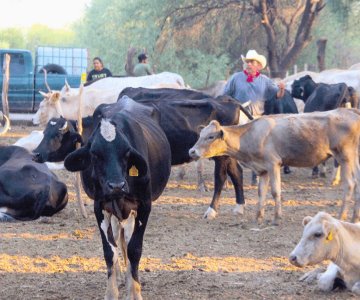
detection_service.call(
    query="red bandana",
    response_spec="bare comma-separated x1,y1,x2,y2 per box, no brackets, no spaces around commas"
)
244,70,260,83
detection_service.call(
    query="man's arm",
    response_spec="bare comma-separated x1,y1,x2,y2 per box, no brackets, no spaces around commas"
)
276,81,285,98
145,64,154,75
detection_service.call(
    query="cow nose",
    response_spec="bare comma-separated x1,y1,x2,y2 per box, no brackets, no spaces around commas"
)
289,255,297,264
107,181,126,193
32,153,42,162
189,148,199,159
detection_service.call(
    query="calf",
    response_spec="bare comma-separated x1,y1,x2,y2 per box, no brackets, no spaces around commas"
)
0,146,68,221
289,212,360,295
189,108,360,224
64,97,171,299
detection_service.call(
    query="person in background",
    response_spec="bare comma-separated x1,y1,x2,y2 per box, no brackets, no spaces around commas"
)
223,49,286,185
86,57,112,82
133,53,154,76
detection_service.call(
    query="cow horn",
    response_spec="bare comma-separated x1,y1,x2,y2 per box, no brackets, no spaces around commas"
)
43,69,52,92
59,121,69,133
0,114,10,136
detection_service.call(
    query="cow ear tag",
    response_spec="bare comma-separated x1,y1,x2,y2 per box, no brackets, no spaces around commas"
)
129,165,139,177
326,231,333,242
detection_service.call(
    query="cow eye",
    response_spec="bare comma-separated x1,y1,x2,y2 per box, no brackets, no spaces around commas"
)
313,232,323,238
207,135,215,140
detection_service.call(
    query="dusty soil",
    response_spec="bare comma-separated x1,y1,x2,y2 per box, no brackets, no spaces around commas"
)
0,125,357,300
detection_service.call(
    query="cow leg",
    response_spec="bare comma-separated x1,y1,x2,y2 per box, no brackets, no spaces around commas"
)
312,166,319,178
283,165,291,174
251,171,258,186
203,157,228,219
94,202,119,300
269,166,282,225
318,263,342,292
331,160,341,186
338,161,356,221
177,165,186,180
122,207,150,300
226,158,245,216
352,282,360,295
257,173,269,224
352,162,360,223
196,159,208,192
320,161,327,178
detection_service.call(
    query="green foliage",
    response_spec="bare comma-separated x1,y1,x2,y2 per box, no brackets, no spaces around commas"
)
0,28,26,49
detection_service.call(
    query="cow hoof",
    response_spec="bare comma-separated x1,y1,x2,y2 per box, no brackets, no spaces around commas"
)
299,268,324,283
232,204,245,216
272,217,282,226
283,166,291,174
318,274,335,292
331,179,340,186
320,172,326,178
351,282,360,295
204,207,217,219
198,184,209,193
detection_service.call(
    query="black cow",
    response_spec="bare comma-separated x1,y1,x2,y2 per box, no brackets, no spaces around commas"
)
263,89,299,175
291,75,359,177
64,97,171,299
0,146,68,221
291,75,358,112
34,88,251,220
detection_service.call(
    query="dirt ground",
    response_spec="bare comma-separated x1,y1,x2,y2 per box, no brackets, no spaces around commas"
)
0,125,357,300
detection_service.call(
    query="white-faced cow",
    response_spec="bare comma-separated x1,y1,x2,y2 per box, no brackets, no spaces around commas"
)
289,212,360,295
32,72,186,126
189,108,360,224
64,97,171,299
0,146,68,221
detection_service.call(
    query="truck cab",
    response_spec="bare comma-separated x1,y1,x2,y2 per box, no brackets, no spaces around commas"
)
0,47,87,113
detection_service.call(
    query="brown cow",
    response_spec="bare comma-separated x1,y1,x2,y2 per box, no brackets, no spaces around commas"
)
189,108,360,224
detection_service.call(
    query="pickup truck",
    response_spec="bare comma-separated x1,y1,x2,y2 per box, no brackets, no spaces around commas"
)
0,47,88,113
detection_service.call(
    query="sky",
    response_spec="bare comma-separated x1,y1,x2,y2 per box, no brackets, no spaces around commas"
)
0,0,91,29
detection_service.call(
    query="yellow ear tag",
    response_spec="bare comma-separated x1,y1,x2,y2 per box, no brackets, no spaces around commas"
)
129,165,139,177
326,231,333,242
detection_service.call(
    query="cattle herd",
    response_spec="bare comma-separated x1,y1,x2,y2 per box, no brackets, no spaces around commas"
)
1,70,360,299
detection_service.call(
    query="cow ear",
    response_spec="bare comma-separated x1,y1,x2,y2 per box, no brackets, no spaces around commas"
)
302,216,312,226
322,220,337,241
219,130,224,139
64,145,91,172
127,148,148,178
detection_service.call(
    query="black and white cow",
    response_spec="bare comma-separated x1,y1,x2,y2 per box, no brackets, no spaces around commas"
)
64,97,171,299
0,145,68,221
34,88,251,220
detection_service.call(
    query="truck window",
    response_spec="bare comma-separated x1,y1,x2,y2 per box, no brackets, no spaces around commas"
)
0,53,26,75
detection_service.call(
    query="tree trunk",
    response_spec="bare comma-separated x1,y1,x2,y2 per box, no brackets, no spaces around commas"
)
316,38,327,72
125,47,137,76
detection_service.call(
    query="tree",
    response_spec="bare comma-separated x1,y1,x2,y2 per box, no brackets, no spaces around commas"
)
159,0,326,78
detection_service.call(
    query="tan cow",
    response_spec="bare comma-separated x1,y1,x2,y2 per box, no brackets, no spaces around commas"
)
289,212,360,295
189,108,360,224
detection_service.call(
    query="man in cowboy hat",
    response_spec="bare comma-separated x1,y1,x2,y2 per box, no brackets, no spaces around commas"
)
223,49,285,116
223,49,286,185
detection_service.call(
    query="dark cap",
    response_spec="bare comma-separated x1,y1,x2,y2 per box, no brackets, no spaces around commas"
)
138,53,148,62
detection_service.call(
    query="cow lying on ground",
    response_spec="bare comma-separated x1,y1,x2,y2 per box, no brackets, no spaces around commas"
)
63,97,171,300
32,72,186,126
0,146,68,221
34,89,251,220
289,212,360,295
189,108,360,224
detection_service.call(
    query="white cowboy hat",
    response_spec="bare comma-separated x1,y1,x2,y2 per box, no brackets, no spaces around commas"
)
241,50,267,69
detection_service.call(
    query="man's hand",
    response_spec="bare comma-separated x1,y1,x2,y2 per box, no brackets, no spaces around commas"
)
276,81,286,99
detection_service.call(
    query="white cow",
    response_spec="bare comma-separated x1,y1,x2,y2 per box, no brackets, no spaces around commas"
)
32,72,186,126
289,212,360,295
14,131,64,170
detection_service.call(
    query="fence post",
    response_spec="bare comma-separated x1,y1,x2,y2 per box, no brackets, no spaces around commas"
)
304,63,308,71
293,64,298,74
1,54,11,122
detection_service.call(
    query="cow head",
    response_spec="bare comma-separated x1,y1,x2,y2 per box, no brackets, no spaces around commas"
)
32,91,62,126
33,117,82,163
291,75,317,101
64,119,148,200
289,212,339,267
189,120,226,159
